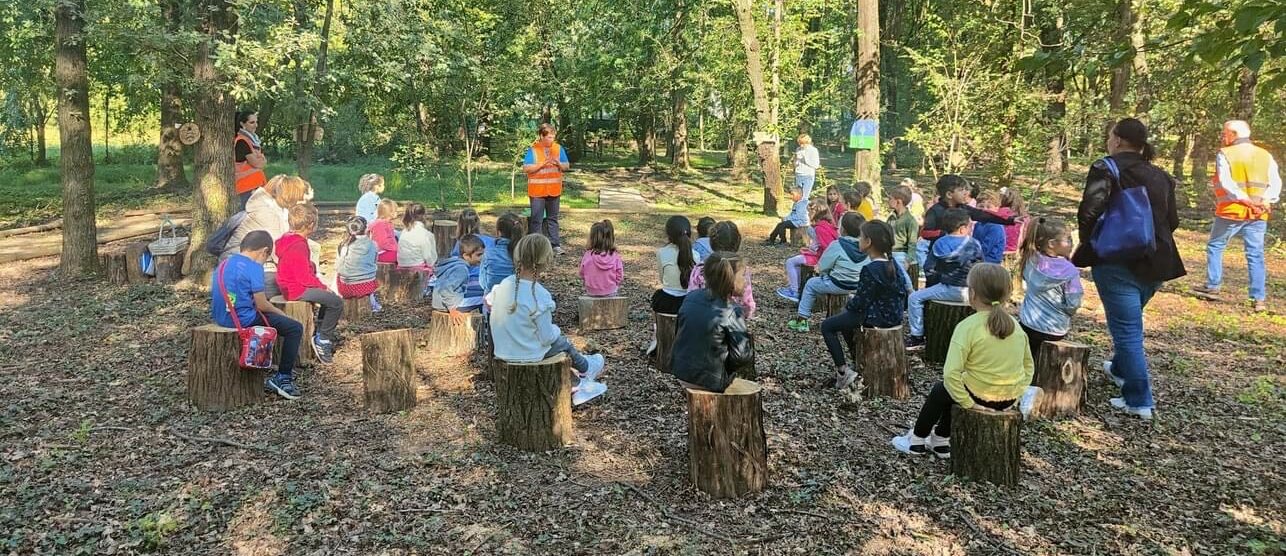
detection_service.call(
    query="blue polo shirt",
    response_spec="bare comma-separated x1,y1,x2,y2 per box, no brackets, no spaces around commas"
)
211,254,265,328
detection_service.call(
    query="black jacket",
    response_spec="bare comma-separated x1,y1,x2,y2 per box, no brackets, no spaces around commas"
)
671,290,755,393
1071,152,1186,283
845,260,909,328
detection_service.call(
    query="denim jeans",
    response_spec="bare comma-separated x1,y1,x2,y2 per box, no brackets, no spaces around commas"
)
1092,264,1161,408
529,195,562,247
255,312,303,377
795,174,816,199
798,276,852,318
1205,217,1267,301
914,239,930,268
544,335,589,374
907,284,969,336
891,252,914,291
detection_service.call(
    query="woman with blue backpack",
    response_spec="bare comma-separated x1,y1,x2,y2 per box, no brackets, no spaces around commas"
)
1071,118,1185,421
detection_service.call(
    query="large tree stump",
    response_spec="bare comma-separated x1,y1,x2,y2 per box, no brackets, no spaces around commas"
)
1032,340,1089,419
685,378,768,498
797,265,816,301
579,295,627,330
153,253,183,284
387,268,425,304
433,219,457,259
425,310,479,357
950,406,1022,486
860,326,909,399
361,329,417,413
187,325,263,411
376,262,394,299
99,252,128,284
494,354,574,451
820,293,849,318
270,296,316,367
924,300,975,364
126,242,150,283
342,295,372,323
654,312,677,373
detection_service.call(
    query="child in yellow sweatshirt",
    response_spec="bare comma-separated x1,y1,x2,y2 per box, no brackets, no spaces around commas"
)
891,263,1038,459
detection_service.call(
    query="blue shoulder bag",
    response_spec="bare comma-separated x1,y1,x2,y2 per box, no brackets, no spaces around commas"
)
1090,157,1155,262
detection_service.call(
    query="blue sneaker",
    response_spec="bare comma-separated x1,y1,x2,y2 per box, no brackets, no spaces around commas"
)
265,374,301,400
776,287,800,304
312,334,335,364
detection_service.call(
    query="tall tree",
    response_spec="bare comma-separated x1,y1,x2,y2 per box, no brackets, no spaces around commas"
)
1042,9,1068,176
55,0,98,275
853,0,881,201
187,0,238,278
156,0,188,190
732,0,782,215
296,0,335,178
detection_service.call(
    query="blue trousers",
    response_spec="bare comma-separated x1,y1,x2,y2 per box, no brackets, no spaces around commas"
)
1205,217,1267,301
1092,264,1160,408
255,312,304,377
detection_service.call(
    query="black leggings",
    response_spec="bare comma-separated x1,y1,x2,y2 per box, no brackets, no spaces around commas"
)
912,382,1015,438
651,289,686,314
820,310,863,367
1020,323,1065,362
768,220,799,243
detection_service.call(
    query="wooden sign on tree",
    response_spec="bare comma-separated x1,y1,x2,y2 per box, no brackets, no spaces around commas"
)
178,122,200,145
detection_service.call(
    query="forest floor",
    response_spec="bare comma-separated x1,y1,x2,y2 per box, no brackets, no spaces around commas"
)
1,166,1284,555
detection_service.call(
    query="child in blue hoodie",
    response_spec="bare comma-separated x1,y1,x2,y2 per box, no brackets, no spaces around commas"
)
480,213,523,298
433,235,486,316
906,208,983,348
820,220,909,389
1018,217,1082,359
972,191,1007,264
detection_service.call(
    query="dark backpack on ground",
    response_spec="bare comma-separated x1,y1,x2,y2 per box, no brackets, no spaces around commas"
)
205,211,249,256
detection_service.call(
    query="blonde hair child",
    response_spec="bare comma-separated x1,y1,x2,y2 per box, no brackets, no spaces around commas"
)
355,174,386,223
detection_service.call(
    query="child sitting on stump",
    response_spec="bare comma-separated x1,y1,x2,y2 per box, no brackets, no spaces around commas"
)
451,208,495,255
212,230,305,399
480,213,523,298
355,173,385,224
397,202,437,273
892,263,1037,458
765,187,808,245
972,191,1007,264
432,234,487,317
819,220,909,390
906,209,983,349
275,203,342,364
580,220,623,296
785,212,868,332
777,199,837,304
370,199,400,264
845,182,876,221
689,221,756,319
672,251,756,393
693,216,716,262
336,216,381,312
490,234,606,405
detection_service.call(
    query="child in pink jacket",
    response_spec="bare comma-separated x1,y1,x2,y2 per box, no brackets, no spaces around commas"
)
580,220,624,296
369,199,400,264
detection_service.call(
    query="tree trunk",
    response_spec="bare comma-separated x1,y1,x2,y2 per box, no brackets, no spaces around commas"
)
55,0,98,276
1190,131,1214,191
1170,133,1188,180
924,300,974,364
1107,0,1132,126
1031,340,1089,419
950,406,1022,486
425,311,480,358
799,15,822,129
634,112,655,166
853,0,882,203
187,324,264,411
343,295,372,322
296,0,335,179
860,326,909,399
103,87,111,164
685,378,768,498
271,296,317,367
1236,66,1257,122
157,80,188,189
361,329,418,413
654,311,677,373
731,0,781,215
670,88,690,170
1042,13,1067,176
188,0,238,279
727,112,750,179
578,295,628,331
33,102,48,167
1130,0,1151,118
494,354,574,451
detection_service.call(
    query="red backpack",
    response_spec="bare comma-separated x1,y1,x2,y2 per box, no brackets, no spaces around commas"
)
217,260,278,370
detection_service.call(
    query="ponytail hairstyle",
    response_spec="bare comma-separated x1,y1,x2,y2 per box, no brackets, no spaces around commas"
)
709,221,742,252
1111,117,1156,161
358,173,385,194
999,187,1026,216
339,215,367,256
588,220,616,254
401,201,427,228
664,215,696,289
838,211,865,238
456,208,481,239
860,220,897,280
810,198,833,225
495,212,524,259
509,233,555,313
702,251,746,302
967,263,1016,339
1017,216,1070,273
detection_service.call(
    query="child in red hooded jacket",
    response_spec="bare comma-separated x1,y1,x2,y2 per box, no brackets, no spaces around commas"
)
275,203,342,363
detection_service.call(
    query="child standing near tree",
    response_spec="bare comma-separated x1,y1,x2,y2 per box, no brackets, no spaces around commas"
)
891,263,1036,458
397,202,437,272
370,199,400,264
355,174,385,224
275,203,342,364
819,220,909,389
776,200,837,303
1018,217,1083,359
689,221,756,319
490,234,607,405
671,252,756,392
336,216,382,312
580,220,624,297
906,209,984,349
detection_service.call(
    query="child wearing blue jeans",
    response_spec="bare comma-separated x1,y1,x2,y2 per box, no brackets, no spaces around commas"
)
906,209,983,349
212,230,305,400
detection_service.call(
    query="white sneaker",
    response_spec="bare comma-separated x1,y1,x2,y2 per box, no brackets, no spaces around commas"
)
572,379,607,405
835,369,859,390
555,246,566,256
583,354,605,382
1109,397,1153,421
890,430,930,456
926,433,951,459
1103,361,1124,388
1018,386,1043,420
643,338,657,358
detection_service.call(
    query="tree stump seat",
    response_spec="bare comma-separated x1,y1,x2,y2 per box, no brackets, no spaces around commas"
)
153,253,183,284
1031,340,1089,419
125,242,149,283
924,300,974,364
424,310,480,357
432,219,457,259
494,354,574,451
860,325,909,399
950,405,1022,486
578,295,628,330
378,264,424,304
270,295,316,367
187,324,264,411
797,265,816,301
98,251,128,285
787,226,804,246
819,292,849,318
361,329,417,413
685,378,768,498
653,312,677,373
342,295,372,322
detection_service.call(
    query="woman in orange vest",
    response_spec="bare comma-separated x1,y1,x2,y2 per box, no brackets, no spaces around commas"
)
522,123,570,254
235,111,269,208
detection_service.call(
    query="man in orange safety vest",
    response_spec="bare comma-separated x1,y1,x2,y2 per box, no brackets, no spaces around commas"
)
522,123,571,255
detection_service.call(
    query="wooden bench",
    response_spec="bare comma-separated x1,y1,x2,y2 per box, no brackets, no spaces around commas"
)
361,329,417,413
425,310,480,357
924,300,974,364
685,378,768,498
653,312,677,373
494,354,574,451
950,406,1022,486
187,325,265,411
270,295,316,367
1031,340,1089,419
578,295,628,330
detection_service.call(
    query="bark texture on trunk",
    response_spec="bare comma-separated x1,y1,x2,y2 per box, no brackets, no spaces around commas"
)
157,80,189,190
654,312,678,374
495,355,574,451
670,88,690,170
361,329,418,413
685,378,768,498
853,0,882,201
188,325,264,412
1236,67,1257,122
731,0,781,215
950,406,1022,486
55,0,98,276
924,301,974,365
188,0,238,279
861,326,909,400
1031,340,1089,419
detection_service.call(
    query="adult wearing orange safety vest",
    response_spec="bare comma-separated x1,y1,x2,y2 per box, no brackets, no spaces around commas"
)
1193,120,1282,313
522,123,570,254
235,111,269,208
